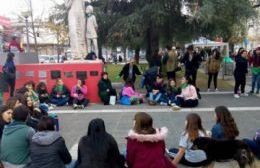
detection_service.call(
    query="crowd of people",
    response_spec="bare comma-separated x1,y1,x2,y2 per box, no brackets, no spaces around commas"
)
0,104,259,168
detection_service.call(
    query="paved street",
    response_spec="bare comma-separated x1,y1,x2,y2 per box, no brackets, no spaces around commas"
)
53,93,260,167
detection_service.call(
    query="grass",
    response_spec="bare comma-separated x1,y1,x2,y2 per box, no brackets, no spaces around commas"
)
104,63,233,91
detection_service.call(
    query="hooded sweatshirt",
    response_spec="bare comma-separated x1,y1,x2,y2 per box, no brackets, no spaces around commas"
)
126,127,176,168
0,121,35,165
29,131,71,168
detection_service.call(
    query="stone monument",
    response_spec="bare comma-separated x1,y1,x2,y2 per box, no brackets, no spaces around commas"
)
65,0,87,60
86,5,99,57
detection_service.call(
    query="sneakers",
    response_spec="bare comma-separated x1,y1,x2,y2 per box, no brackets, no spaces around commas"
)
73,104,78,109
207,89,211,92
234,94,240,98
148,100,157,106
241,93,249,97
215,88,219,92
172,105,181,110
160,102,168,106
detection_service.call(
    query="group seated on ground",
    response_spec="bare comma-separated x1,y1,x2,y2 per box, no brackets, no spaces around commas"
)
1,69,201,110
0,104,259,168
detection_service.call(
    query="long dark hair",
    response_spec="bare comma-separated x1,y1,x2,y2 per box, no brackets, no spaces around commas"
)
185,113,206,141
85,118,111,157
36,82,47,92
6,97,19,110
38,116,55,131
212,49,221,60
0,105,9,121
134,112,156,135
215,106,239,139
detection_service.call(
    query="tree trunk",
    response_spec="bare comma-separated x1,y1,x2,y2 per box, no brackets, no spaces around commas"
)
135,47,140,64
146,23,159,67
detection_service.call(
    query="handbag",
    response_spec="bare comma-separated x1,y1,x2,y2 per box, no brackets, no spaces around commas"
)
109,96,116,105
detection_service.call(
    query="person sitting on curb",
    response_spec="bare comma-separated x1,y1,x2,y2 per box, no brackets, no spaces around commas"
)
50,78,70,107
121,79,143,105
161,79,180,108
148,74,166,105
98,72,117,105
71,79,89,109
175,76,199,108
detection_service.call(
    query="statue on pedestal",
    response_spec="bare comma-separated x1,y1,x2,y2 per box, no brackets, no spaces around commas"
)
65,0,87,60
86,5,99,58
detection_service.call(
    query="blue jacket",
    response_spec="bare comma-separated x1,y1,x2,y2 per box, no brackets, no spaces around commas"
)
211,123,225,140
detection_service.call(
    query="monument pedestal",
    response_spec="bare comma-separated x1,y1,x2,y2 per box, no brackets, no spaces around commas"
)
0,61,103,103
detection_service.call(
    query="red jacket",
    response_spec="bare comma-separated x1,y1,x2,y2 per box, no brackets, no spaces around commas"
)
126,127,176,168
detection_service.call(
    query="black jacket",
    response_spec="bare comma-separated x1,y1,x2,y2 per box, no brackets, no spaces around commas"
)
181,52,202,71
29,131,72,168
76,134,125,168
119,63,141,82
234,55,248,75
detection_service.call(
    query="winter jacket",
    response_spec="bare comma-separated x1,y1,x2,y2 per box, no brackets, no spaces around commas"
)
126,127,176,168
9,40,23,52
152,81,166,94
98,78,114,101
50,85,70,99
71,85,87,101
206,56,223,73
0,121,35,165
29,131,71,168
181,52,202,71
2,60,16,80
119,63,142,82
178,85,198,100
36,89,49,104
122,86,142,99
234,55,248,75
248,53,260,75
76,134,124,168
166,50,178,72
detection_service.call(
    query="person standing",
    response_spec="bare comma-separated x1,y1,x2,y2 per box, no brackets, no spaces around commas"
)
234,49,248,98
118,58,142,84
8,36,23,53
166,45,178,80
2,52,16,97
181,45,202,86
206,49,223,92
249,47,260,95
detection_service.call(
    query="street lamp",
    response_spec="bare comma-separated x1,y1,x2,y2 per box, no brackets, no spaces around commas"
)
21,11,31,56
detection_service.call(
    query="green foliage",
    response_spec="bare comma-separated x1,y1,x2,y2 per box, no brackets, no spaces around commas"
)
196,0,256,43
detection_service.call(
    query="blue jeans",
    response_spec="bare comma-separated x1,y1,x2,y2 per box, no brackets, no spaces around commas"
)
149,92,162,102
251,73,260,93
50,97,69,106
65,160,78,168
243,139,260,159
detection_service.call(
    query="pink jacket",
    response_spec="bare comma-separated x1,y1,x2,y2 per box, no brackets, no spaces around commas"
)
179,85,198,100
71,85,87,100
122,86,142,99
